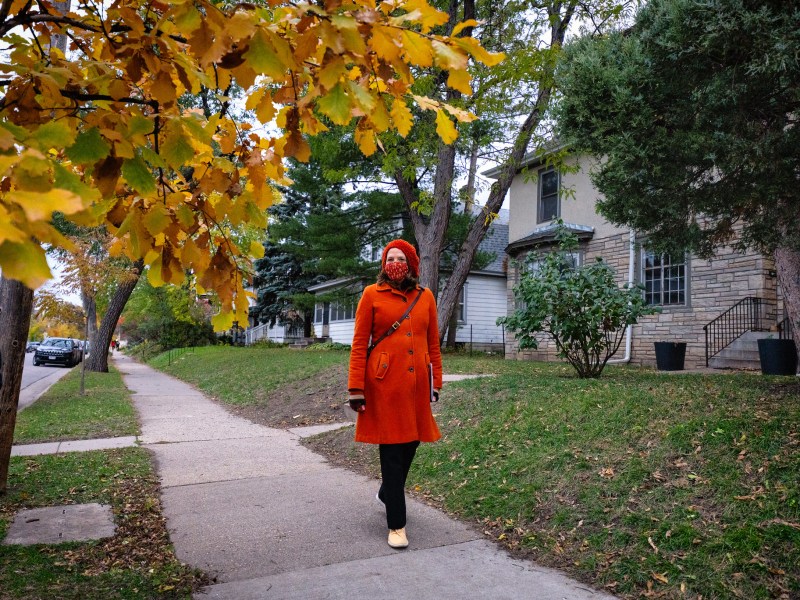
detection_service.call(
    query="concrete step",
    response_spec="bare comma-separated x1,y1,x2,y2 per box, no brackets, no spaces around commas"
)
708,330,771,371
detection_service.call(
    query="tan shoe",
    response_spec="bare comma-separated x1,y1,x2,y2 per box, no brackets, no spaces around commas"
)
388,527,409,549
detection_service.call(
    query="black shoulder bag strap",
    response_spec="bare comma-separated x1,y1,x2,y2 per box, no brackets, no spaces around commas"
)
367,287,425,357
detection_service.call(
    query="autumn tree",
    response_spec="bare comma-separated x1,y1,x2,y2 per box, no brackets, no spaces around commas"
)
121,278,216,350
555,0,800,352
49,222,142,371
0,0,501,492
373,0,635,342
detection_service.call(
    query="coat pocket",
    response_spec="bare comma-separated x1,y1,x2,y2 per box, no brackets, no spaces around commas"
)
374,352,390,380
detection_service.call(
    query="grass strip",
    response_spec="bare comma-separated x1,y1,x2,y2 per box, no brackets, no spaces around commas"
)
149,345,350,407
0,448,207,599
14,365,139,444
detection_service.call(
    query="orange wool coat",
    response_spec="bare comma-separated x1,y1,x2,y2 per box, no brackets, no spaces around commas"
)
348,283,443,444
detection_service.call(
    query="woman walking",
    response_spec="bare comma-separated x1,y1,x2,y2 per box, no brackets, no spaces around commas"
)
348,239,443,549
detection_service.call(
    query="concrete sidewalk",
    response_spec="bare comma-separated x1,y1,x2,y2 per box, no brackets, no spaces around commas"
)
111,353,615,600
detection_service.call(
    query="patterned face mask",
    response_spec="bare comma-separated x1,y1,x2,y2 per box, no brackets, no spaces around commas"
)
385,261,409,281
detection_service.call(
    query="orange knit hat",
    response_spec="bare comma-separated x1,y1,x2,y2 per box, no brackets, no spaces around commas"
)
381,239,420,278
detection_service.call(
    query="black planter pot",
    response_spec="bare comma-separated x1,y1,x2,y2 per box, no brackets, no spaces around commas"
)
757,339,798,375
654,342,687,371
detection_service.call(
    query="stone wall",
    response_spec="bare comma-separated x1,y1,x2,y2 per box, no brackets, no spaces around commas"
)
504,231,778,369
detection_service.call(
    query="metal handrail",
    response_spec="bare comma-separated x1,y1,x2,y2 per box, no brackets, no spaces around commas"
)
703,297,776,366
778,317,795,341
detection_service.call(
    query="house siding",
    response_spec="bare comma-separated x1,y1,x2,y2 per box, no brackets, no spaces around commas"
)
452,275,507,351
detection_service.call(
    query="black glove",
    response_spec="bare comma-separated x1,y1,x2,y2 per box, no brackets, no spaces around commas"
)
349,398,366,412
432,390,439,403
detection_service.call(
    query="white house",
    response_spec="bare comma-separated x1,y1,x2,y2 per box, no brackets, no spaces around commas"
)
307,211,510,351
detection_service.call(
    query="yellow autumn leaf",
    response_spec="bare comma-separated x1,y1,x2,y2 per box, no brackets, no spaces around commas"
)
412,94,440,111
0,206,26,244
401,31,434,67
451,19,479,36
447,68,472,95
0,240,52,289
249,240,265,259
151,70,178,104
454,37,506,67
211,310,234,332
317,83,352,126
14,188,85,221
431,40,468,71
354,127,378,156
442,103,477,122
371,25,402,63
390,99,414,137
435,109,458,144
368,98,391,133
142,204,172,237
147,256,165,287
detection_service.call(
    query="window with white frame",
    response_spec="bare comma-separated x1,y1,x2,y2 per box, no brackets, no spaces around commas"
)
330,300,355,321
642,249,687,306
456,287,466,322
314,303,324,324
537,168,560,223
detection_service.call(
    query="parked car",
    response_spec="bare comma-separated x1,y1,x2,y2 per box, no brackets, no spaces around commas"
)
33,338,82,367
26,341,40,353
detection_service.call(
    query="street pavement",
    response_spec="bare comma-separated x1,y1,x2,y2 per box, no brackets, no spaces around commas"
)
109,353,616,600
18,351,72,411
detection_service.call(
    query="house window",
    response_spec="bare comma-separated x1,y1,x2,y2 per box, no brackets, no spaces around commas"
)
642,250,687,306
457,287,466,322
314,303,324,324
537,168,559,223
330,300,355,322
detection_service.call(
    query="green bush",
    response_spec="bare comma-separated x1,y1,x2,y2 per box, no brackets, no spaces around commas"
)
499,222,658,378
305,341,351,351
250,339,288,348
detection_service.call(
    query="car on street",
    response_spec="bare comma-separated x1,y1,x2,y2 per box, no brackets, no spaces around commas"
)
26,341,40,353
33,338,82,367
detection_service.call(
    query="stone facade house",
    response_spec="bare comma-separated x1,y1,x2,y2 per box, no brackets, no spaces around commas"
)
486,151,786,369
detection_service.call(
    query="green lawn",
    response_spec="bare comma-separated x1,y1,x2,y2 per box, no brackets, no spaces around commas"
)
150,345,800,599
149,345,350,406
411,363,800,599
14,366,139,444
1,450,205,599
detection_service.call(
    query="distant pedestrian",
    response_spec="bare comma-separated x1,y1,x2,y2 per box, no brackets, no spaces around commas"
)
348,239,442,549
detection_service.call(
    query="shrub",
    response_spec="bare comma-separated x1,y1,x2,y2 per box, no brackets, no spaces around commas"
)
499,223,658,378
305,341,351,351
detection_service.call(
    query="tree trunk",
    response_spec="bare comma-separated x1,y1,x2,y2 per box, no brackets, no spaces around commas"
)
85,259,144,372
434,5,574,341
774,245,800,365
0,277,34,494
81,289,97,349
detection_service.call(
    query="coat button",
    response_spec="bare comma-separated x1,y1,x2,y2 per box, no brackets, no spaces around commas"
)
382,364,388,368
408,367,414,372
408,350,413,354
406,332,411,337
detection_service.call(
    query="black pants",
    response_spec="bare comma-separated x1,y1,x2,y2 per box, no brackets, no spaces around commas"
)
378,441,420,530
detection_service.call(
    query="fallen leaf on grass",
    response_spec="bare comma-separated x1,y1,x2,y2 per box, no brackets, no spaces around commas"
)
651,572,669,584
648,536,659,554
